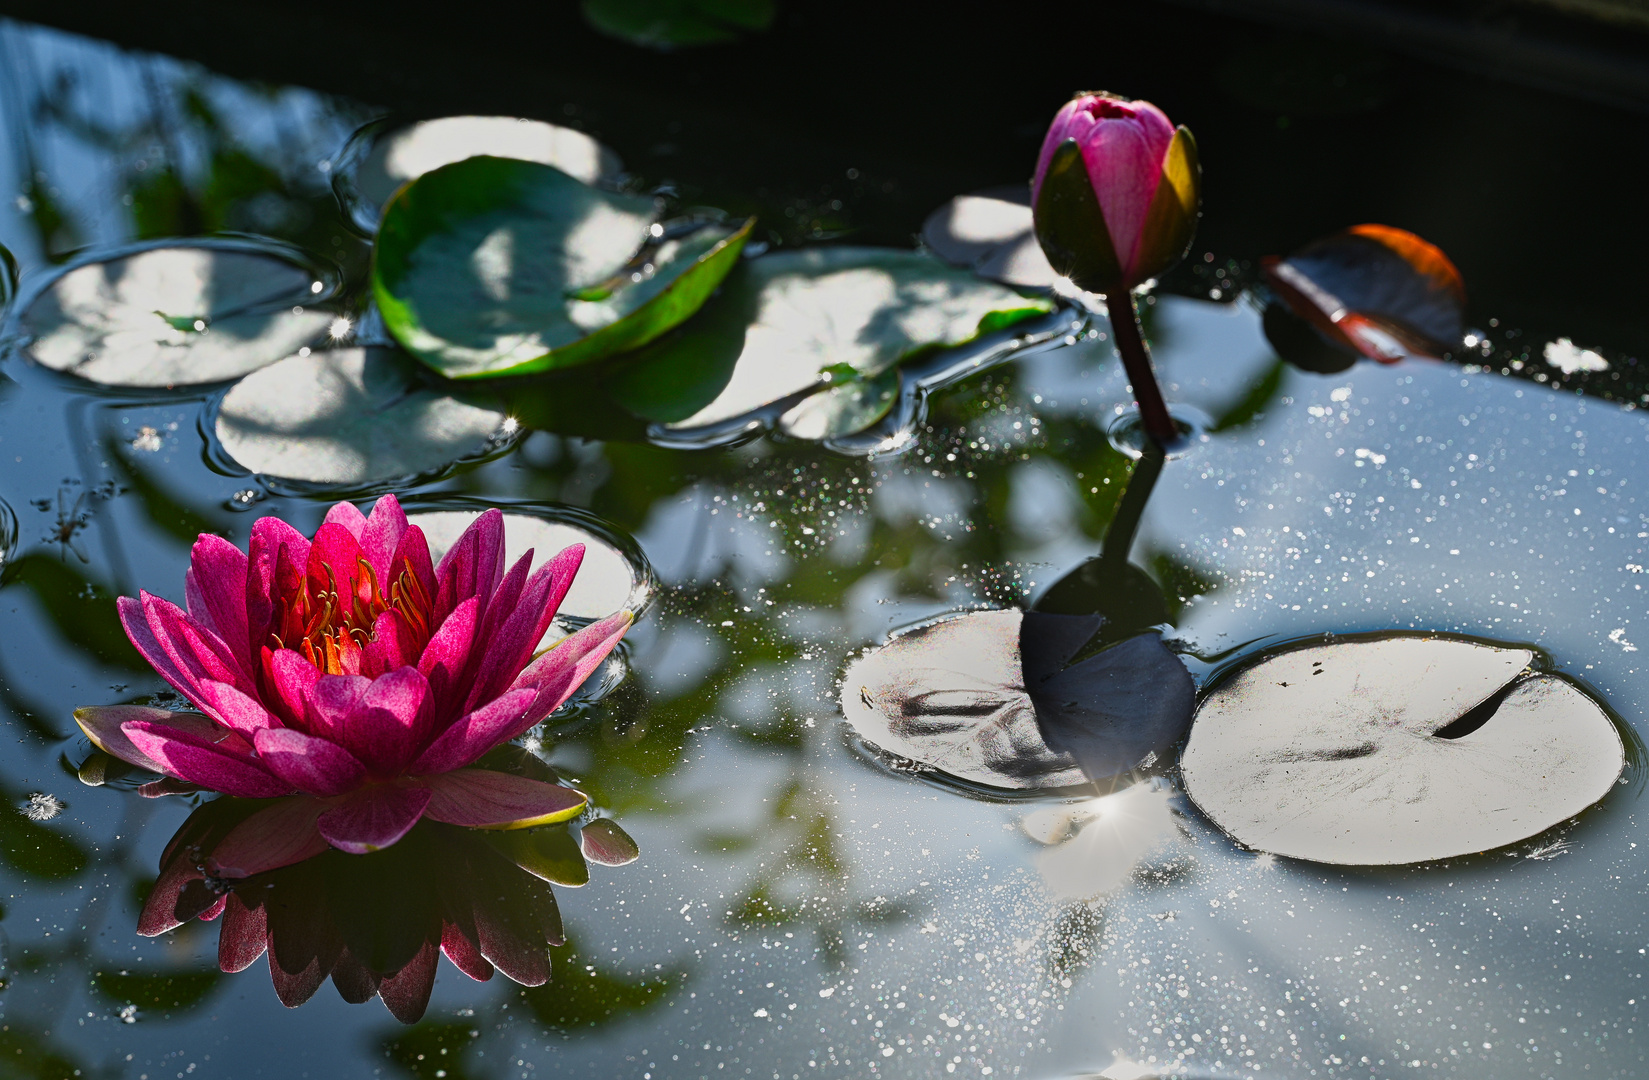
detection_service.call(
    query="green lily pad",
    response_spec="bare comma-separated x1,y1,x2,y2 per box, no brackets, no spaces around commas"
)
213,347,512,488
334,116,624,236
373,155,752,378
776,368,901,441
12,241,336,388
606,247,1054,435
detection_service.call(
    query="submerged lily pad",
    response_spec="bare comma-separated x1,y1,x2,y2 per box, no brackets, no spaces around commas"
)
1180,635,1625,866
608,247,1054,438
333,116,624,236
921,187,1058,289
373,155,752,378
840,608,1192,791
1262,225,1464,365
214,347,511,488
11,240,336,387
409,503,654,626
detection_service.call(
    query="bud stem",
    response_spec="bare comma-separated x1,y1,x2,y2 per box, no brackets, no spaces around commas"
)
1106,292,1178,447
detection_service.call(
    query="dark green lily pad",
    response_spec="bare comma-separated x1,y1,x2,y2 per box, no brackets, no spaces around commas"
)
213,347,512,488
12,241,336,388
373,155,752,378
607,247,1054,436
1181,635,1625,865
334,116,624,236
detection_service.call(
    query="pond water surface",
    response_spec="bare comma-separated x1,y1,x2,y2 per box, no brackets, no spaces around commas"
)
0,16,1644,1080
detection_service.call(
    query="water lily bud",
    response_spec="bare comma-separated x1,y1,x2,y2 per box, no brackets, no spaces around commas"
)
1031,93,1201,294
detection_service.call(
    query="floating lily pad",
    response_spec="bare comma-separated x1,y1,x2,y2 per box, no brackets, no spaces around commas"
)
1262,225,1464,365
608,247,1054,438
776,368,901,441
213,347,511,488
840,608,1191,791
11,240,336,387
921,187,1058,289
1180,635,1625,866
333,116,625,236
408,503,654,626
373,155,752,378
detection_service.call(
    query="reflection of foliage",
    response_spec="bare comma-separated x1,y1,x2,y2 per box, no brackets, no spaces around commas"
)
1147,551,1220,623
3,553,143,674
381,1022,483,1080
91,967,222,1015
524,945,679,1029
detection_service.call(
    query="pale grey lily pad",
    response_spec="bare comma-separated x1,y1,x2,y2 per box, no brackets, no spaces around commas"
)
921,187,1058,289
1180,635,1626,866
841,610,1084,790
410,505,654,629
336,115,624,235
214,347,511,488
623,248,1053,436
374,156,751,378
14,241,336,387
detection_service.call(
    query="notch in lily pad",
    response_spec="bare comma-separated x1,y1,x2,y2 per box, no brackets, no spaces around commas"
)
1181,634,1626,866
372,155,753,379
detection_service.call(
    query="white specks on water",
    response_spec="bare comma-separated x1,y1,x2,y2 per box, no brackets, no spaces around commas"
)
1608,628,1638,652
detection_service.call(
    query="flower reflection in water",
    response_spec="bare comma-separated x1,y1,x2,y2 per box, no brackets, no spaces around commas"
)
138,749,637,1022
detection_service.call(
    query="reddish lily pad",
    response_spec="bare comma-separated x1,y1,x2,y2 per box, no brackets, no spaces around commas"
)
1262,224,1464,364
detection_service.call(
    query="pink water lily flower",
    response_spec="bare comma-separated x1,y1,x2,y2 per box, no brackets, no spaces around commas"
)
76,495,632,856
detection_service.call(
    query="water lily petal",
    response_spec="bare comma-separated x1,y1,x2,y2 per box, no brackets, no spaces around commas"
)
322,500,368,539
509,610,634,740
219,894,268,973
186,533,251,668
407,688,536,775
330,948,381,1004
124,720,291,798
264,647,319,726
266,894,342,1008
422,768,586,829
190,678,280,737
246,515,310,659
74,704,225,773
466,544,585,713
208,795,330,878
440,923,495,982
390,523,438,616
461,549,536,710
361,608,417,679
433,507,505,627
301,673,372,745
305,522,366,615
345,666,434,775
377,939,438,1023
362,494,410,580
580,817,640,866
316,784,433,854
253,727,368,797
419,596,480,719
144,592,255,701
117,594,205,707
